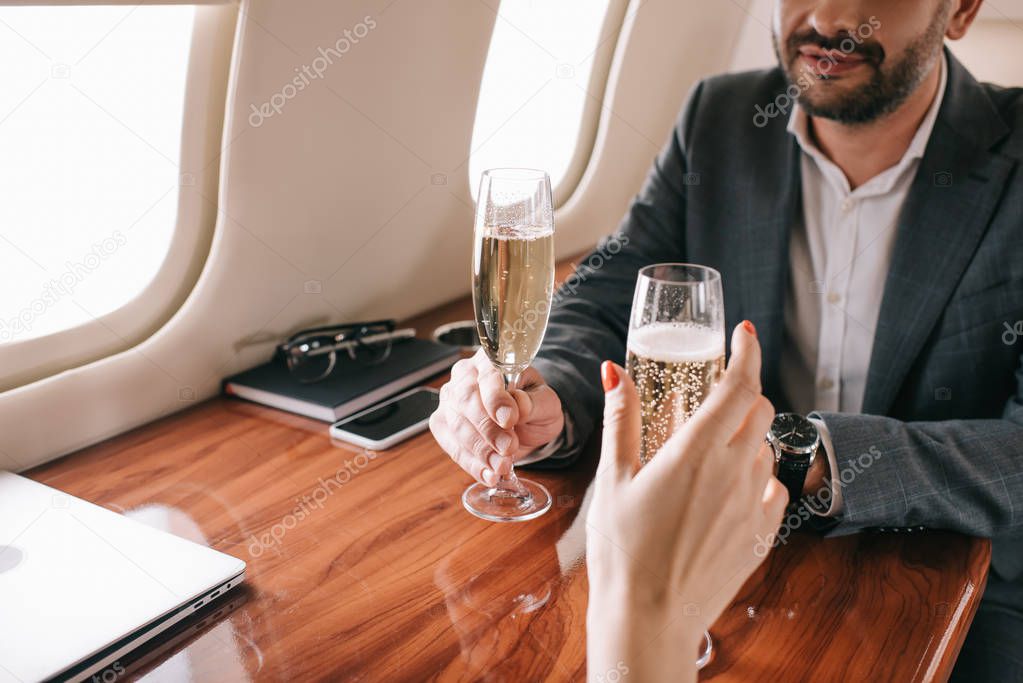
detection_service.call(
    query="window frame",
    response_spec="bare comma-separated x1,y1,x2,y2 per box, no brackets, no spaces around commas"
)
469,0,632,208
0,1,238,391
552,0,631,207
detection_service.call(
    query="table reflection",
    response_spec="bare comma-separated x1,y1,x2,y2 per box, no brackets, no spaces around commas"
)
118,503,256,682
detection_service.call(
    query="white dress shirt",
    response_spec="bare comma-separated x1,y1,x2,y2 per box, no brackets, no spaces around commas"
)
782,55,947,514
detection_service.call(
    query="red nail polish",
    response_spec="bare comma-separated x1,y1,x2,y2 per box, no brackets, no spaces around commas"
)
601,361,619,392
743,320,757,337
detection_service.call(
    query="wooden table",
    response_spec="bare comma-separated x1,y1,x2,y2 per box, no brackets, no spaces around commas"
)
27,264,990,682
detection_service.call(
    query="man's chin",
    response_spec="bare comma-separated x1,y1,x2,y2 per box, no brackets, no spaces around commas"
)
793,91,850,120
797,75,876,115
797,97,883,125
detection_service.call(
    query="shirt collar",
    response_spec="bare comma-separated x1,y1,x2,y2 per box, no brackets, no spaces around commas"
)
786,52,947,194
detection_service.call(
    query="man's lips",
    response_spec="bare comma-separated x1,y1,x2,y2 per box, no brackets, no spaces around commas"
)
797,46,869,76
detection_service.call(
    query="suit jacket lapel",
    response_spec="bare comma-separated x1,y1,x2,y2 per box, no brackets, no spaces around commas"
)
739,97,802,405
862,52,1016,415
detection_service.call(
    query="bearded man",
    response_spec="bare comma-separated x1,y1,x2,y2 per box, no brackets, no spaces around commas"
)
431,2,1023,677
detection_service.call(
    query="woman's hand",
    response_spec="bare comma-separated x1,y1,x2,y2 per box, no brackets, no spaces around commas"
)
585,321,787,682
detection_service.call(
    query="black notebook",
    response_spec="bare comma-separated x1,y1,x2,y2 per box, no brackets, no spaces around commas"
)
223,338,460,422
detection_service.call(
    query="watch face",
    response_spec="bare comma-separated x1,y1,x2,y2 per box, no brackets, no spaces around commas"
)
769,413,818,451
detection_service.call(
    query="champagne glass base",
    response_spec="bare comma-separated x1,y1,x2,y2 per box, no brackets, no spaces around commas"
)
696,630,713,670
462,478,552,522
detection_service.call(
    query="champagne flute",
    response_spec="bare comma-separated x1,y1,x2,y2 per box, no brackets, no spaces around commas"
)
464,168,555,523
625,263,725,669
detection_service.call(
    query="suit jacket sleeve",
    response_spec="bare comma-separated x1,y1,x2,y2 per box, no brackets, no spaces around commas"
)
813,351,1023,539
527,82,705,466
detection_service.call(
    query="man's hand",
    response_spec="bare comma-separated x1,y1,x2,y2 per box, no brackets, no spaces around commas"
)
429,349,565,486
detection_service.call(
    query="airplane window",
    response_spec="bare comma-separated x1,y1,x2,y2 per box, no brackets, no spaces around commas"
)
0,5,194,345
469,0,615,204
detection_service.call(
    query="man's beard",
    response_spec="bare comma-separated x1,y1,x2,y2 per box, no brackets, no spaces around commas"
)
773,10,947,125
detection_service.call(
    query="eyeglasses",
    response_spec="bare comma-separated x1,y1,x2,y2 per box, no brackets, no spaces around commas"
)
276,319,416,383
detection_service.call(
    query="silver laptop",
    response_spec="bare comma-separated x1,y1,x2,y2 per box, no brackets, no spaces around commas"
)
0,471,245,682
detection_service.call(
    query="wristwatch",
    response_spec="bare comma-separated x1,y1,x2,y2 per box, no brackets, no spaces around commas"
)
766,413,821,509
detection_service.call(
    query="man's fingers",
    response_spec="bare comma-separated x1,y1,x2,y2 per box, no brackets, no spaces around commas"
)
444,407,512,475
454,447,497,486
517,365,545,390
523,383,561,427
511,385,565,451
430,411,499,485
598,361,641,487
478,364,518,429
512,388,533,424
457,381,518,456
442,355,517,454
449,356,478,383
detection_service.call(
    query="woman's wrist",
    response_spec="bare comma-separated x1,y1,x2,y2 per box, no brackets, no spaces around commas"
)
587,587,705,682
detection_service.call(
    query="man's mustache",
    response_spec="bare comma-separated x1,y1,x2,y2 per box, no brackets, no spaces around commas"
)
787,29,885,64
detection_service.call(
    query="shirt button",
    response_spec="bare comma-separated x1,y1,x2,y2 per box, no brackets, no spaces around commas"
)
827,292,841,304
819,378,835,390
841,198,855,212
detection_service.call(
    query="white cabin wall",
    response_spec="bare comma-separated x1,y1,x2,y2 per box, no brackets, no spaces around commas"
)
3,0,1022,470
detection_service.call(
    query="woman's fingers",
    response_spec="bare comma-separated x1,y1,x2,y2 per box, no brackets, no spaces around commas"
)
760,476,788,537
597,361,642,489
749,440,776,498
652,322,763,484
731,394,776,469
688,322,763,444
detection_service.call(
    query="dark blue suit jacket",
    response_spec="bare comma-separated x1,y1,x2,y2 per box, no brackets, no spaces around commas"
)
531,50,1023,585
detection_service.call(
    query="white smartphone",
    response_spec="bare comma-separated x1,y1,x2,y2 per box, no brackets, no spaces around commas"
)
329,387,440,450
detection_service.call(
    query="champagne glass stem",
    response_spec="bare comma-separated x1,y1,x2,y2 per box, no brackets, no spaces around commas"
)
503,371,521,391
493,371,530,497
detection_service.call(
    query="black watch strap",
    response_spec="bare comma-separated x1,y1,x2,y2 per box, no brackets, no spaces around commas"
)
776,460,809,509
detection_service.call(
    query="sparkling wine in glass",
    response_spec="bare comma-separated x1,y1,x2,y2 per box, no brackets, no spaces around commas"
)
625,263,725,668
463,168,554,523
